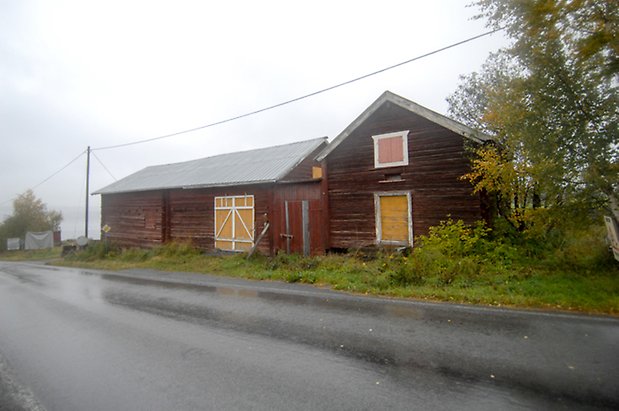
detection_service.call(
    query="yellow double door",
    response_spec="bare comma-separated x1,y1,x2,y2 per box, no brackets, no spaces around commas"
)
214,195,254,251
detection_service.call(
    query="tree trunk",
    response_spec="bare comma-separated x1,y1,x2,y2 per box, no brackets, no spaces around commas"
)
608,193,619,222
532,186,541,209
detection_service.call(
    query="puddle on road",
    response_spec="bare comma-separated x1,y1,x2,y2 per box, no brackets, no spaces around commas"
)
97,272,402,318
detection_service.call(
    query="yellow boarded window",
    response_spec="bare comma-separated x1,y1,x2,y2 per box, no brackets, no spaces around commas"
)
214,195,255,251
375,193,411,245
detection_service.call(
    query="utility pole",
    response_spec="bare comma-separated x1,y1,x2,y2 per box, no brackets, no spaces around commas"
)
85,146,91,238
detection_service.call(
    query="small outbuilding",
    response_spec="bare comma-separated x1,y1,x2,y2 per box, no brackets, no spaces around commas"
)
315,91,493,250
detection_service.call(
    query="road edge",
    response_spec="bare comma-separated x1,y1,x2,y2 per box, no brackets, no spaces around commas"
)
0,349,45,411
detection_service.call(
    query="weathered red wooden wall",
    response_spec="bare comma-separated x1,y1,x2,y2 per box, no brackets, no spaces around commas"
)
168,185,273,255
326,101,482,249
101,191,165,248
271,182,325,255
101,180,328,255
279,142,326,182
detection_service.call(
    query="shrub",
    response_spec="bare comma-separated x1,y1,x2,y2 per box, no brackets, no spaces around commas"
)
544,225,617,272
420,219,491,258
395,219,525,287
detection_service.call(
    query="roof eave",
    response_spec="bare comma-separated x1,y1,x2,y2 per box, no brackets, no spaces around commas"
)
94,179,280,195
93,185,184,195
180,179,278,190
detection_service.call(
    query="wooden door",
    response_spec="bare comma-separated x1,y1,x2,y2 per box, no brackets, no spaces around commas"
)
214,195,254,251
280,200,321,255
375,193,412,246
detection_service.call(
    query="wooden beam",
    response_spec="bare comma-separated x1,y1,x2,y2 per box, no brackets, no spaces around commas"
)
247,222,270,259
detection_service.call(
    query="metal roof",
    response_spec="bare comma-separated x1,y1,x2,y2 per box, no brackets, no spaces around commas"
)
316,91,493,161
94,137,327,195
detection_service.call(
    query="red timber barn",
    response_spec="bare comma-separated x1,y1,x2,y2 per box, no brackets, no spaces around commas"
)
95,91,491,255
94,138,329,256
315,91,493,250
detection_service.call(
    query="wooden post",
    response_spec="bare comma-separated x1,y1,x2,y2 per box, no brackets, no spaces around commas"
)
302,200,310,256
285,201,291,254
247,222,270,259
85,146,91,238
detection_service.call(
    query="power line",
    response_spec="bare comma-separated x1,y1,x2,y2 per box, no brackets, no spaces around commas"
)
32,149,87,190
0,149,86,207
1,27,503,210
91,151,117,181
93,27,504,151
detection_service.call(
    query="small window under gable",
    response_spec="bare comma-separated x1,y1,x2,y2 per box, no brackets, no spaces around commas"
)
372,130,409,168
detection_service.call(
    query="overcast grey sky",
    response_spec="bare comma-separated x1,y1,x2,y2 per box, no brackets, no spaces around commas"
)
0,0,507,239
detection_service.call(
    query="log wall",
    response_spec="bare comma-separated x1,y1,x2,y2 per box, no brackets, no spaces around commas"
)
100,191,165,248
280,142,327,182
326,101,482,249
168,185,273,255
100,181,327,255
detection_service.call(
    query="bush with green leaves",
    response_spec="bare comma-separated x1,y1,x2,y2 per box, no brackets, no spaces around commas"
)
420,219,491,257
389,219,519,286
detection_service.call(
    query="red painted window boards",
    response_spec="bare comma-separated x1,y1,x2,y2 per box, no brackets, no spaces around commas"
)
377,136,404,164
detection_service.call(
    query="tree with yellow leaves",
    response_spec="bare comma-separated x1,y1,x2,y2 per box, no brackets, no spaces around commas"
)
449,0,618,234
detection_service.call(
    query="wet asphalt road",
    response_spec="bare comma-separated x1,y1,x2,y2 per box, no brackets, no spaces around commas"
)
0,261,617,410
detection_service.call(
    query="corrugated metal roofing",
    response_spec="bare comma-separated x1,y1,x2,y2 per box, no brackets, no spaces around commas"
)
94,137,327,195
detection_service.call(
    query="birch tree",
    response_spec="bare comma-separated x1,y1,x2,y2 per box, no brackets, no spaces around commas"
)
448,0,618,231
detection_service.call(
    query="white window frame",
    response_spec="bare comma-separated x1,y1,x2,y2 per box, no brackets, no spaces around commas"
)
374,191,413,247
372,130,409,169
214,195,255,252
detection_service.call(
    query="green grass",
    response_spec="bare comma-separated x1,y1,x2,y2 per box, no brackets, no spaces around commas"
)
0,247,62,261
3,220,615,316
51,234,619,315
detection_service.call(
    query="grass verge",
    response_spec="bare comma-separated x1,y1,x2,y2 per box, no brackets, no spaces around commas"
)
3,221,617,316
51,234,619,315
0,247,62,261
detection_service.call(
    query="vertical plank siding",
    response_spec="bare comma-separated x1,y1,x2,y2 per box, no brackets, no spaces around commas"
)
326,102,482,249
272,182,325,255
